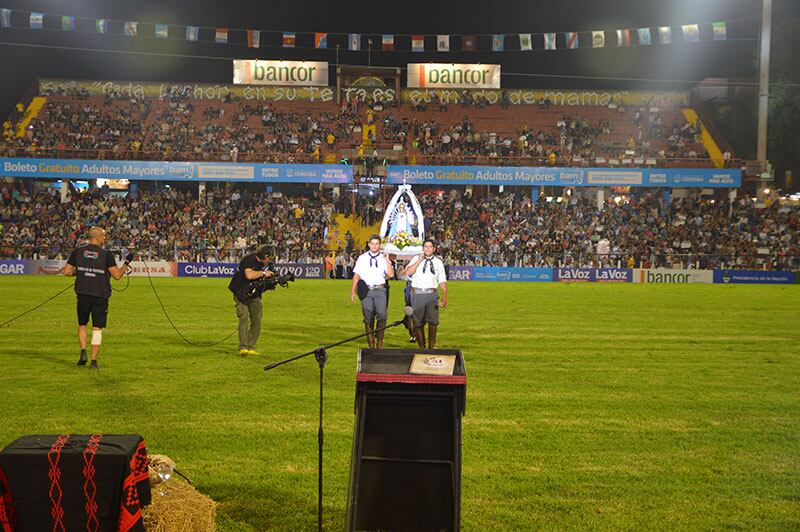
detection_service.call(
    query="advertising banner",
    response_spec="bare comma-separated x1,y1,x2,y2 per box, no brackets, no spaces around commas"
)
125,261,176,277
1,158,353,184
0,260,28,275
178,262,324,279
178,262,238,278
634,269,714,284
387,166,741,188
555,268,594,282
233,60,328,86
472,267,553,282
407,63,501,89
446,266,475,281
713,270,796,285
28,259,67,275
594,268,633,282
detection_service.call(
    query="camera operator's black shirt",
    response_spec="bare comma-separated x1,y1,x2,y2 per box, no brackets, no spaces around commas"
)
228,253,265,302
67,244,116,298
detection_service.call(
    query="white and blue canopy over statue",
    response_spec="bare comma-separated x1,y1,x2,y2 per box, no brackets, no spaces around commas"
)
379,184,424,257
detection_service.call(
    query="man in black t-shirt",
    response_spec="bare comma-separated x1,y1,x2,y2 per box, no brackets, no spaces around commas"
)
228,246,274,356
61,226,129,369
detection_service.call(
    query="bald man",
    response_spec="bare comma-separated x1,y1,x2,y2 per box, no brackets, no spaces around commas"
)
62,226,129,369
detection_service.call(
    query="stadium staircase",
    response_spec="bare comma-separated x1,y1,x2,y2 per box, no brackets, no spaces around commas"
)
14,97,47,137
328,213,380,251
681,108,725,168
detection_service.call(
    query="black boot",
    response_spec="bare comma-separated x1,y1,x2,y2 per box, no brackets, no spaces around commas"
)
77,350,87,366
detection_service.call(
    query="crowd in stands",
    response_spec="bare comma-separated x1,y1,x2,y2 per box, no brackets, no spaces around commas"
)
0,184,333,263
1,183,797,271
1,88,718,167
412,190,798,270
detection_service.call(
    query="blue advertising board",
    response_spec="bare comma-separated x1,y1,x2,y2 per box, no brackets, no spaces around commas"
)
0,158,352,183
0,260,28,275
387,166,741,188
178,262,324,279
471,267,553,282
555,268,594,282
594,268,633,282
446,266,474,281
713,270,796,285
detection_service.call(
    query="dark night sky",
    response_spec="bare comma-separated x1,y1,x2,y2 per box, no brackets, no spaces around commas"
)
0,0,796,117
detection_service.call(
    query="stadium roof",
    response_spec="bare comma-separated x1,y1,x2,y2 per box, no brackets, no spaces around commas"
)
0,0,796,116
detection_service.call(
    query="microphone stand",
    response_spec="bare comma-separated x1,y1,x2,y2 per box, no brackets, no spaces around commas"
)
264,317,408,532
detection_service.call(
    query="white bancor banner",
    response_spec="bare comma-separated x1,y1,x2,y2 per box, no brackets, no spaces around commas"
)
407,63,500,89
633,268,713,284
233,60,328,86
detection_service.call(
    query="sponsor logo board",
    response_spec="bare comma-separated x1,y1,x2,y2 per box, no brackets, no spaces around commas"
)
713,269,795,285
633,269,713,284
0,260,28,275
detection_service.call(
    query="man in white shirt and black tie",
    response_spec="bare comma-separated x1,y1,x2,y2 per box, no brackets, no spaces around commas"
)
350,235,395,349
404,239,448,349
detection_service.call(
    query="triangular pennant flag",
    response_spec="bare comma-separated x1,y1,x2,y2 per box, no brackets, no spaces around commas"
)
0,8,10,29
30,13,43,30
616,29,631,46
713,21,727,41
349,33,360,51
247,30,260,48
315,32,327,49
462,34,475,51
411,34,424,52
565,31,579,49
638,28,651,45
96,19,108,34
61,16,75,32
492,34,504,51
155,24,169,39
382,34,394,51
124,21,138,36
437,34,449,51
282,31,295,47
215,28,228,44
592,31,605,48
185,26,199,41
544,33,556,50
682,24,699,42
519,33,532,51
659,26,672,44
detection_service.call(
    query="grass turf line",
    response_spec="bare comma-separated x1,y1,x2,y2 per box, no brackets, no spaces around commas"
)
0,277,798,530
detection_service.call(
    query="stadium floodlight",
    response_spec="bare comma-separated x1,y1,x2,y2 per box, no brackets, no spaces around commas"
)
764,188,770,194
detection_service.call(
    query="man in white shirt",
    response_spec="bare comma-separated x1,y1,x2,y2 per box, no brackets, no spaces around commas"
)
404,239,448,349
350,235,395,349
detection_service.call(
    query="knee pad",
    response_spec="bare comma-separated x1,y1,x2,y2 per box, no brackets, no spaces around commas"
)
91,329,102,346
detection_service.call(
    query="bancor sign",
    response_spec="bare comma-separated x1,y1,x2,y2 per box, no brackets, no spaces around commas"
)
407,63,500,89
233,60,328,86
633,269,713,284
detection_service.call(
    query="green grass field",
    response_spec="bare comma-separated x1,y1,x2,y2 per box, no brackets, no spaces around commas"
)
1,277,799,530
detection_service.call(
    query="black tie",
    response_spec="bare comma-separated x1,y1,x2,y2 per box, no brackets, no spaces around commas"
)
369,253,380,267
423,258,435,274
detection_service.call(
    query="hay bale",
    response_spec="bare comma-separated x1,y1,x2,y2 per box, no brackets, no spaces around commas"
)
142,455,216,532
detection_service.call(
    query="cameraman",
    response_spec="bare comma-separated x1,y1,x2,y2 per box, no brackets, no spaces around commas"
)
228,246,274,356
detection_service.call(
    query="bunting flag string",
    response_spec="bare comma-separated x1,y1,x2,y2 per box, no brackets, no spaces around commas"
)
0,8,738,52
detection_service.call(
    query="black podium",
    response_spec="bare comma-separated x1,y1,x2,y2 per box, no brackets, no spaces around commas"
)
346,348,466,532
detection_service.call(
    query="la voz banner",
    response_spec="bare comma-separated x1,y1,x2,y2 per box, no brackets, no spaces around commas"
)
0,158,352,183
388,166,741,188
178,262,324,279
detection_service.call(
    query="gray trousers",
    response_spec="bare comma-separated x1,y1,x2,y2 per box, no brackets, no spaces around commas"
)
235,296,262,349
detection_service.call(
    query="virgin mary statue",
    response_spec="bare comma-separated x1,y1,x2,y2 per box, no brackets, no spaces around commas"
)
379,184,424,256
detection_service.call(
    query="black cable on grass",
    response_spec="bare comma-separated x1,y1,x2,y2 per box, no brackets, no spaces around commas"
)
0,283,73,328
142,261,238,347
